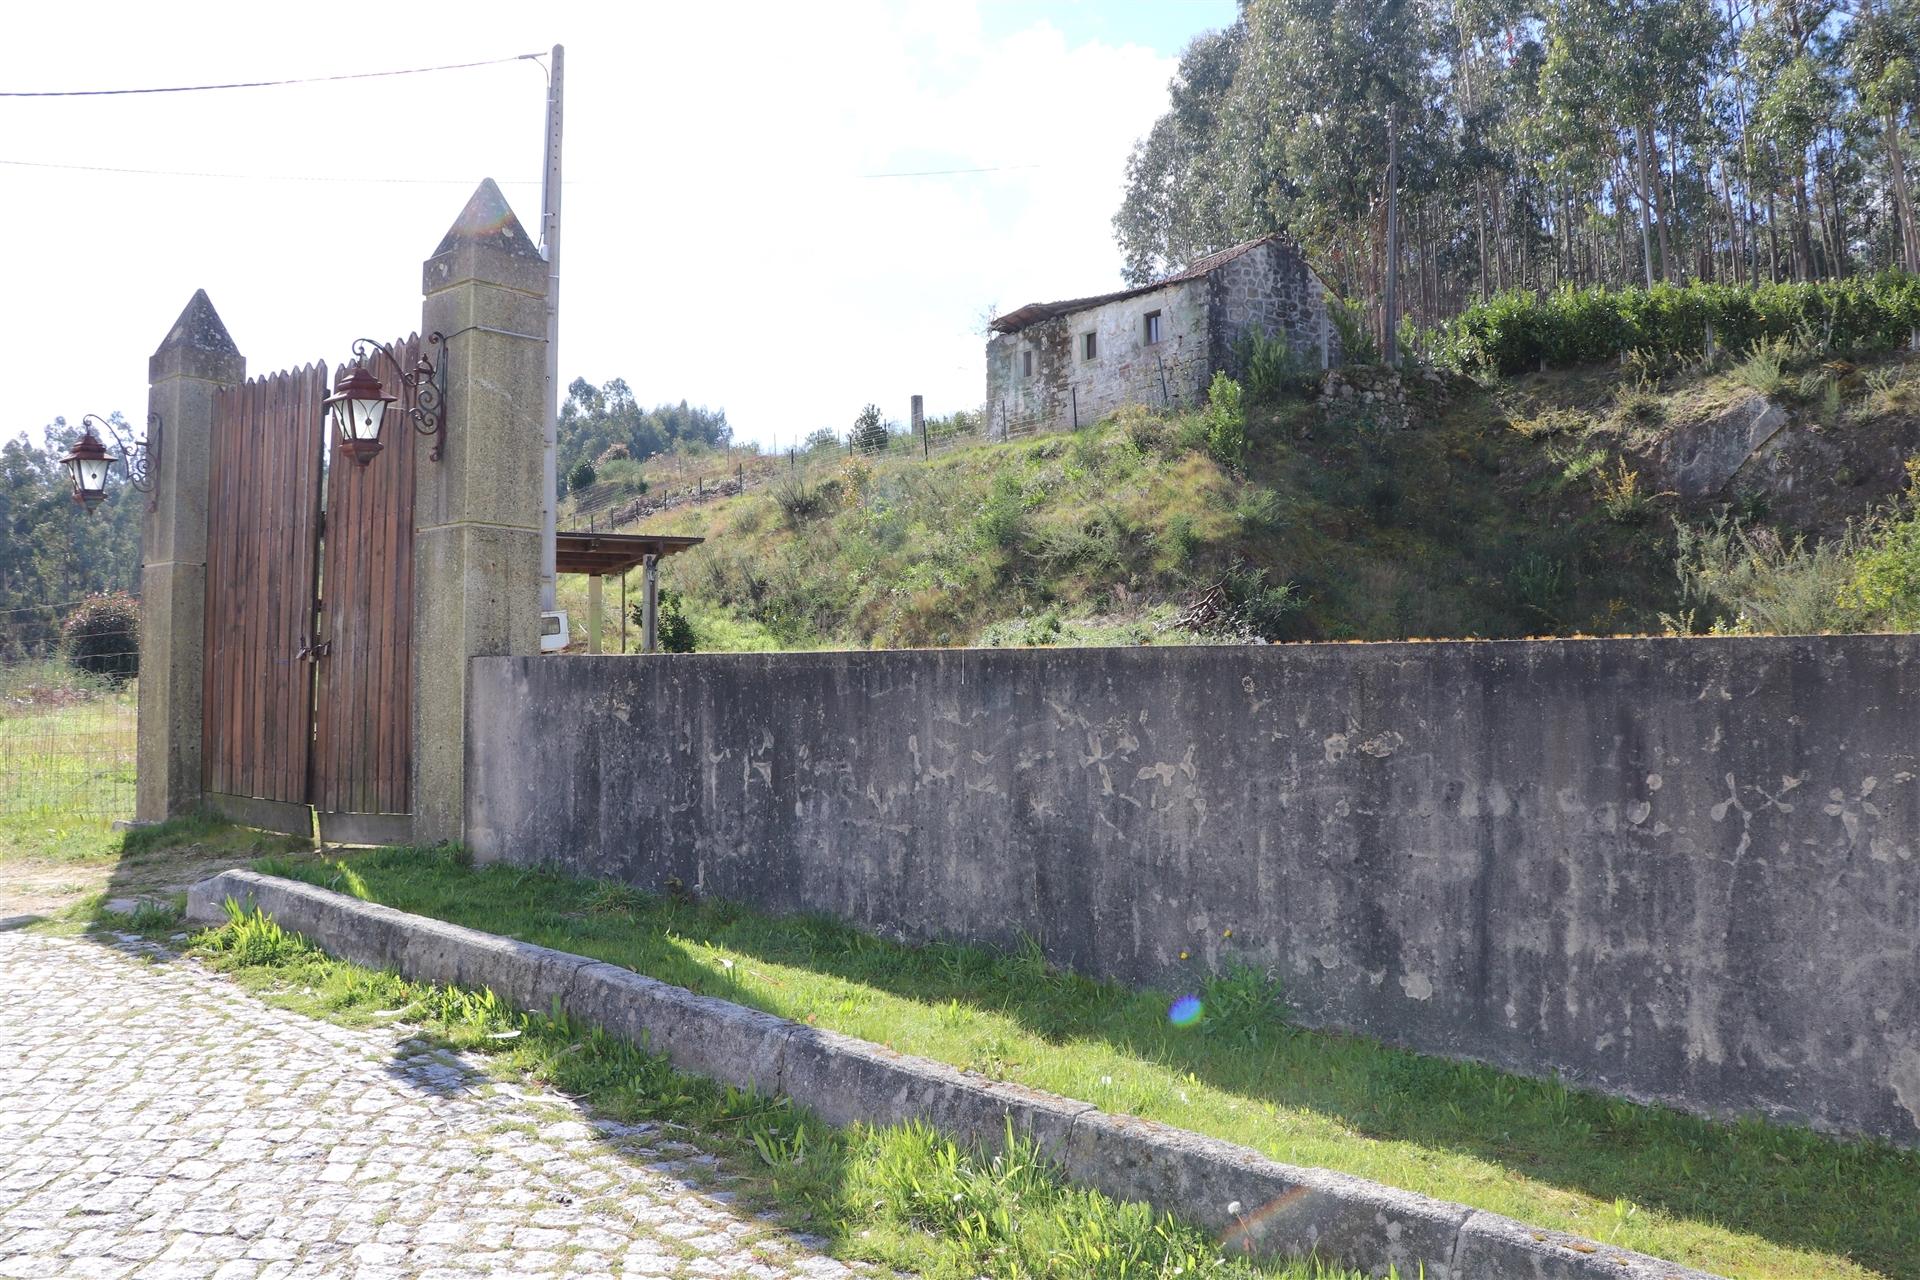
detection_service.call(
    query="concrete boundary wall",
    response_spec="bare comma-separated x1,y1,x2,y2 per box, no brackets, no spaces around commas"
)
186,870,1716,1280
466,637,1920,1147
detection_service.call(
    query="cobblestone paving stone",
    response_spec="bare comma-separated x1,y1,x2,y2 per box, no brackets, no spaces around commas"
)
0,930,865,1280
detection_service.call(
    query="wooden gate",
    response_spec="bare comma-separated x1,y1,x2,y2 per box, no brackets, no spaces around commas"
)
201,338,420,840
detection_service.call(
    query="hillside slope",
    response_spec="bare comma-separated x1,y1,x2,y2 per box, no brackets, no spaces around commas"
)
587,349,1920,651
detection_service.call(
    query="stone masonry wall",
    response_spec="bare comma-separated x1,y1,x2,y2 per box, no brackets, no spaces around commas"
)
986,279,1211,436
467,637,1920,1146
1209,239,1340,375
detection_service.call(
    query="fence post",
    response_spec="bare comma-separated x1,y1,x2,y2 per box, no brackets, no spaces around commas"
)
912,394,926,458
412,179,549,847
136,290,244,823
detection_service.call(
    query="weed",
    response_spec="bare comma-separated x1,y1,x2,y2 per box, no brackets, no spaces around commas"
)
1222,563,1304,640
1595,459,1658,524
583,881,655,917
1163,514,1200,568
1202,373,1248,471
1731,336,1792,398
1509,552,1570,623
1610,380,1666,431
1235,327,1319,403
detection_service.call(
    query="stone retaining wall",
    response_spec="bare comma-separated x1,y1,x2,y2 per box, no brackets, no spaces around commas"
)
465,636,1920,1145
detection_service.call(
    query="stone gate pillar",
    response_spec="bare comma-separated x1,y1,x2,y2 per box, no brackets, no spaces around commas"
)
136,291,244,823
411,179,549,846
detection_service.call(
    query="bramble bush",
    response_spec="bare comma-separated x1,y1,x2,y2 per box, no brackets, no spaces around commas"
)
1431,275,1920,376
61,590,139,684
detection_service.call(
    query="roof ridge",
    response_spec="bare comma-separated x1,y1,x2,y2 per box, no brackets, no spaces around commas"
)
989,233,1290,334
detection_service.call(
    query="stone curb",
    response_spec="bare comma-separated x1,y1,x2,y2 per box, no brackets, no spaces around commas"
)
187,870,1722,1280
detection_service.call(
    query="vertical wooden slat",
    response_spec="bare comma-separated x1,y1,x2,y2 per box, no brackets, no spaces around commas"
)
311,334,417,818
199,362,324,808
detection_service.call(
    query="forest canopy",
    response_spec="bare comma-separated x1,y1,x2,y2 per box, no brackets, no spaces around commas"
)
1115,0,1920,346
558,378,732,483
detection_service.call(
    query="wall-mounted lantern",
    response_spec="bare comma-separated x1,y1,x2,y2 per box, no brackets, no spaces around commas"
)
61,413,160,513
322,332,447,466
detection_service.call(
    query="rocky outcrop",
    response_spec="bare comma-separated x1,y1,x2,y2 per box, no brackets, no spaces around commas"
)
1657,394,1790,499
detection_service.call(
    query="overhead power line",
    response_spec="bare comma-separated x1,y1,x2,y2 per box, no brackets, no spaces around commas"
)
2,157,1061,185
0,157,544,185
0,53,543,98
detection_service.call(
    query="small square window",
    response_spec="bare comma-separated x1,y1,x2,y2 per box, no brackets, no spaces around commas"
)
1083,332,1098,360
1144,311,1163,344
1022,350,1034,377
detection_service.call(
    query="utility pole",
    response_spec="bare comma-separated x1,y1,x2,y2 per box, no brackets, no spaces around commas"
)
538,44,564,611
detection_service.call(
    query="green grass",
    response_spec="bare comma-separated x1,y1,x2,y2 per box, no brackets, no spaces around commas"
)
626,383,1690,649
0,671,135,864
188,899,1361,1280
256,846,1918,1280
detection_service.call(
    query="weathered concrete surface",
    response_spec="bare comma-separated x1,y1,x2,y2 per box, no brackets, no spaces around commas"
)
410,178,548,845
1657,393,1789,498
467,637,1920,1147
136,290,244,823
187,870,1722,1279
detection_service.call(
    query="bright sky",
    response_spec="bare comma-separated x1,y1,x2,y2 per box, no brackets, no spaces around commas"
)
1,1,1234,453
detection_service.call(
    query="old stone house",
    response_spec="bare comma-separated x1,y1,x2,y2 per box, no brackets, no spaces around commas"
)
985,234,1338,435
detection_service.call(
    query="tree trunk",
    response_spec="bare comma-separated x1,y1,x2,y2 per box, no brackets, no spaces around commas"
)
1886,112,1920,272
1384,119,1400,367
1635,123,1658,286
1657,122,1677,281
1793,161,1815,281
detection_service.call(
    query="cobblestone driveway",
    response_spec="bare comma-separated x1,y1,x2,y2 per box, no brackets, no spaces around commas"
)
0,930,857,1280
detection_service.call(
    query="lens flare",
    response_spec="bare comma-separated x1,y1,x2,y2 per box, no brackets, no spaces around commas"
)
1222,1185,1313,1254
1168,994,1204,1026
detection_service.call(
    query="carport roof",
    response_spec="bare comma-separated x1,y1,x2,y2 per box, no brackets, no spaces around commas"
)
554,530,704,576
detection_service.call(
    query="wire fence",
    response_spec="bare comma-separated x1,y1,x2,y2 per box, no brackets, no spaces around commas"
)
0,603,138,821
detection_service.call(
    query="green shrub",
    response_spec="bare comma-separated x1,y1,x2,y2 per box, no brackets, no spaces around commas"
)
851,404,889,455
1222,562,1303,639
1201,373,1247,470
1839,459,1920,629
62,591,138,684
568,459,597,492
975,473,1029,551
632,588,697,653
1666,516,1863,635
1328,297,1380,365
1432,274,1920,376
1234,327,1318,403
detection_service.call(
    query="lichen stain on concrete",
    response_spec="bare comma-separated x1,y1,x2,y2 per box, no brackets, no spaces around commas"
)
1400,971,1434,1001
1889,1047,1920,1131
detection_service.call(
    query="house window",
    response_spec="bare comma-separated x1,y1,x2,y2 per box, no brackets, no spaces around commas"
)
1082,332,1098,360
1022,350,1034,377
1144,311,1163,344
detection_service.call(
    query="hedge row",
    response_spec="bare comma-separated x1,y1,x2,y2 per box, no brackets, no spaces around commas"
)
1429,274,1920,376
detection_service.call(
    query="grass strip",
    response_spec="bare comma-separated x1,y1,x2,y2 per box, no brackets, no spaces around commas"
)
171,899,1362,1280
257,845,1919,1280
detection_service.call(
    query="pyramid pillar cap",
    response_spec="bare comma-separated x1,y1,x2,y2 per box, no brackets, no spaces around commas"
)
149,289,245,384
423,178,547,298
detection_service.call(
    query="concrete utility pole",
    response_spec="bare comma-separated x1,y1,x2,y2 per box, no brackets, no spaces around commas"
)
538,44,564,611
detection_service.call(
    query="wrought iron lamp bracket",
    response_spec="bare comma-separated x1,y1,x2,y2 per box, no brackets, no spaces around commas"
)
80,412,162,499
348,332,449,461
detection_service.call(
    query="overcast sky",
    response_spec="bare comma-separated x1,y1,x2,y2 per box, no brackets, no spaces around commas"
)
1,1,1234,453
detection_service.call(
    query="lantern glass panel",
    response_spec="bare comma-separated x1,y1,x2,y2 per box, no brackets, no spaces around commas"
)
78,457,111,494
350,397,390,441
